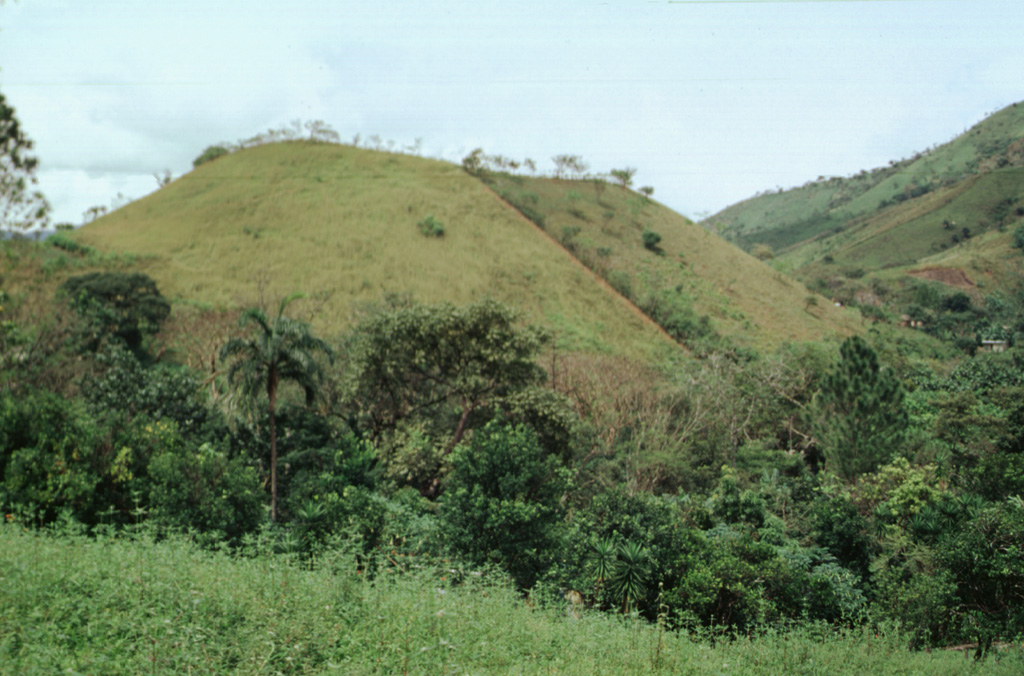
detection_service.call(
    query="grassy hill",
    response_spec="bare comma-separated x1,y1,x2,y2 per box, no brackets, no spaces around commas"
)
475,170,861,354
708,101,1024,257
71,141,679,361
702,101,1024,330
68,140,863,364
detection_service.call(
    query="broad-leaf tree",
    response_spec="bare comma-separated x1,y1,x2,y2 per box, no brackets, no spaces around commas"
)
220,294,333,521
0,90,50,232
347,299,550,450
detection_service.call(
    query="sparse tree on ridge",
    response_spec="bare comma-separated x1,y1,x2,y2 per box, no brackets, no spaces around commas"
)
304,120,340,144
610,167,637,188
220,293,334,521
553,154,588,179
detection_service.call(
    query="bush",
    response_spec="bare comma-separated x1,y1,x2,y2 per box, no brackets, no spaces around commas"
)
148,437,263,545
642,229,662,252
60,272,171,352
416,215,445,238
439,422,567,588
1013,223,1024,250
0,389,103,525
192,145,230,168
46,232,95,256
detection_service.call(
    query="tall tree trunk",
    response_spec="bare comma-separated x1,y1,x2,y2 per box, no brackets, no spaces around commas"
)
447,400,475,454
268,365,279,521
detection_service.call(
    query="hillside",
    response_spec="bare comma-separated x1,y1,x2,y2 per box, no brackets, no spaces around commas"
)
708,101,1024,257
475,170,861,353
702,101,1024,341
71,141,678,361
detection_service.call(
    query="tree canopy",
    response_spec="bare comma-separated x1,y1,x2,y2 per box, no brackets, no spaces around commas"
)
0,90,50,232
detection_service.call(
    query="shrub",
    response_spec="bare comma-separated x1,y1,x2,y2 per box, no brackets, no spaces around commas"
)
439,422,567,588
416,215,445,237
642,229,662,252
148,438,263,544
1013,223,1024,250
192,145,230,168
46,232,95,256
0,389,103,525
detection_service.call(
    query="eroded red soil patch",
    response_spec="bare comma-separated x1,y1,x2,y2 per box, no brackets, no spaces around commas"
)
907,267,975,289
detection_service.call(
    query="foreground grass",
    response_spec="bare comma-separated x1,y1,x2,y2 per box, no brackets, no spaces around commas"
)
2,527,1020,675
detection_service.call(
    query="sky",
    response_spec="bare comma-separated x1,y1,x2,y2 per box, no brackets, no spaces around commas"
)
1,0,1023,226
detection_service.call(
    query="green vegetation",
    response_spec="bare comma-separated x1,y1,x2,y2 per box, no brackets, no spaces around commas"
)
5,527,1021,676
4,123,1024,668
192,143,230,168
0,90,51,233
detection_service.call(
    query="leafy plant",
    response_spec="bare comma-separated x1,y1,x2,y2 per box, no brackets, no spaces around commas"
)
608,540,650,614
642,229,662,253
417,214,445,238
219,293,334,520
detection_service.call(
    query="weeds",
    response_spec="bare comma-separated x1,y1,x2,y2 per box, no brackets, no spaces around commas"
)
1,524,1019,675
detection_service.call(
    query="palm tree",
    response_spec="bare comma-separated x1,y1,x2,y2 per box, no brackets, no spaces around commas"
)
220,293,333,521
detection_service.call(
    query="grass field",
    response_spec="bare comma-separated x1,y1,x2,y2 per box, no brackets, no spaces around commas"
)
480,172,861,352
71,142,677,362
2,526,1020,675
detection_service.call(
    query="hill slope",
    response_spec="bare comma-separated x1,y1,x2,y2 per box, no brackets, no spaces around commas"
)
703,101,1024,333
708,101,1024,257
73,141,677,360
476,171,861,353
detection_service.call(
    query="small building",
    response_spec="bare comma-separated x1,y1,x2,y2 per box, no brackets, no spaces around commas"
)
980,339,1009,353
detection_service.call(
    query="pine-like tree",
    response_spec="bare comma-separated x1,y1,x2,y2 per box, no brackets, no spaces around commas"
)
810,336,908,479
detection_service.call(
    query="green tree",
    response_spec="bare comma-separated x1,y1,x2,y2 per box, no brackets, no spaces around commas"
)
1,90,50,232
609,167,636,188
60,272,171,353
809,336,908,479
439,422,567,588
347,299,550,451
219,294,333,521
